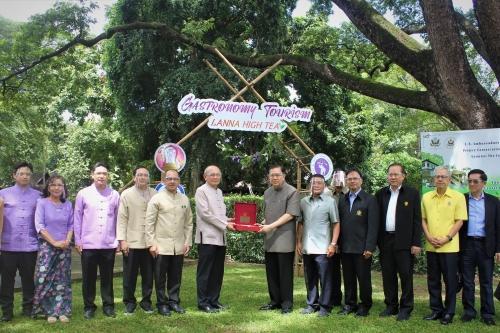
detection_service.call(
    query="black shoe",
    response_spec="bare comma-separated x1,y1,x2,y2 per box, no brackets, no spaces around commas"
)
21,308,32,317
124,306,135,315
158,306,171,316
211,302,229,310
169,304,185,314
379,308,399,317
483,318,496,326
423,312,442,320
317,309,330,317
103,309,116,318
84,310,95,319
355,309,369,318
397,313,410,321
141,305,154,314
337,305,357,315
198,305,218,313
259,304,281,311
299,306,317,315
281,308,292,314
440,314,453,325
461,314,475,322
1,312,13,322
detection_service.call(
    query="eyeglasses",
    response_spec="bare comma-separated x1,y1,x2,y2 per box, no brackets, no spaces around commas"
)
136,173,150,177
93,172,109,176
467,179,483,184
433,175,449,179
346,177,361,181
269,173,283,178
206,173,222,177
165,177,180,182
387,173,404,177
49,183,65,188
16,172,32,177
310,181,325,185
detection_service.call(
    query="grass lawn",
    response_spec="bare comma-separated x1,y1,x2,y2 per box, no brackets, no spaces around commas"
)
4,261,500,332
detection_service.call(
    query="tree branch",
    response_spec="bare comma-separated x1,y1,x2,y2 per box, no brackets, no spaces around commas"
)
453,11,491,65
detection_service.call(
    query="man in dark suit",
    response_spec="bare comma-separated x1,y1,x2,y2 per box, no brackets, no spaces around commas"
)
459,169,500,326
375,163,422,322
337,169,379,318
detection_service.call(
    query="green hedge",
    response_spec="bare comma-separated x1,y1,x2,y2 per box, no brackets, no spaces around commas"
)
186,194,500,276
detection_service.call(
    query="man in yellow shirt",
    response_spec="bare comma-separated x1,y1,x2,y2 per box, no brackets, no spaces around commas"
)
421,166,467,325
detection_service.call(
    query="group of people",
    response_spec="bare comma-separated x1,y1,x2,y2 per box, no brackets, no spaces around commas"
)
0,161,499,327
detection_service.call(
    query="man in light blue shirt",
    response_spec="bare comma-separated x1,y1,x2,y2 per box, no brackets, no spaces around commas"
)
297,174,340,317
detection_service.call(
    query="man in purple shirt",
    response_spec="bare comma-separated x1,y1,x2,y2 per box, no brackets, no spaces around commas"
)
0,161,40,322
74,162,120,319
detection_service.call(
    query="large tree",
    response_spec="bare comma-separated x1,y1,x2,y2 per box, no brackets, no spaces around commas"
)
1,0,499,129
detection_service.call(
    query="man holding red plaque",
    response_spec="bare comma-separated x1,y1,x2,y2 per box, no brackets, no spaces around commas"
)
259,165,301,314
195,166,235,313
297,174,340,317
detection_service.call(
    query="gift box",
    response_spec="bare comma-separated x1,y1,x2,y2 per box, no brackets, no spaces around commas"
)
234,202,260,232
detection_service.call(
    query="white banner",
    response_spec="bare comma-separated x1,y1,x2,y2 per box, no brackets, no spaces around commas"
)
177,93,313,133
420,128,500,196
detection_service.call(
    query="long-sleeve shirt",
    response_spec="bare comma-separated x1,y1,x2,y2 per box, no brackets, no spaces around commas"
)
117,186,157,249
0,185,40,252
194,183,228,246
74,184,120,249
145,190,193,255
35,198,74,242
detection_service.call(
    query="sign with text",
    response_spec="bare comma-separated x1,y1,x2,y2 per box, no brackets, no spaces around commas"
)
177,93,313,133
420,128,500,197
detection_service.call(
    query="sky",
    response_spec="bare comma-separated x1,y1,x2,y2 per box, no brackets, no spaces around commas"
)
0,0,475,35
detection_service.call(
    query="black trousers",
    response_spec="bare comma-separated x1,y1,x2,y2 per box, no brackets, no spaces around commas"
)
426,251,458,316
265,251,294,310
154,254,184,307
81,248,116,312
331,252,343,305
341,252,372,310
460,238,495,319
379,234,414,314
122,248,154,309
303,254,334,312
0,251,37,314
196,244,226,307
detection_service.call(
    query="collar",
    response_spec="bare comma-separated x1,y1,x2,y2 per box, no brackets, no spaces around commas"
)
273,181,287,192
349,189,362,197
432,187,452,198
165,190,179,198
389,185,402,194
309,193,325,202
468,191,484,200
13,184,31,193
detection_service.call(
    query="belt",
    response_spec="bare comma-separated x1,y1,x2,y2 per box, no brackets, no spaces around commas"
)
386,231,395,235
467,236,485,240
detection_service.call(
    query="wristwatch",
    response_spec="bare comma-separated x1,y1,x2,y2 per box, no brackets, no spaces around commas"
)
446,235,452,241
330,242,338,247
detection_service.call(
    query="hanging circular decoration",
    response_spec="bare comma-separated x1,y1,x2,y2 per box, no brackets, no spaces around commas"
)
154,143,187,173
310,153,333,180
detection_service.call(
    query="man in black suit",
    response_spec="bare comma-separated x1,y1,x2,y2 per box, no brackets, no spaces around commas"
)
375,163,422,322
337,169,379,318
459,169,500,326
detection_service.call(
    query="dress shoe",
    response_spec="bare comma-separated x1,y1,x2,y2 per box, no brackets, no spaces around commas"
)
211,302,229,310
281,308,292,314
103,309,116,318
198,305,218,313
379,308,399,317
397,313,410,321
169,303,186,314
299,306,317,315
259,304,280,311
1,312,13,322
141,305,154,314
124,306,135,315
317,309,329,317
158,306,171,316
84,310,95,319
423,312,442,320
355,309,369,318
337,305,357,315
461,314,475,322
22,308,32,317
483,318,496,326
440,314,453,325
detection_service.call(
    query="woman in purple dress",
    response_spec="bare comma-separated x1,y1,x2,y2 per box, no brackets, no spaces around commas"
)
31,174,73,323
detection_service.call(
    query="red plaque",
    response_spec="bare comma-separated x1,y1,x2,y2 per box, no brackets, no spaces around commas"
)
234,202,260,232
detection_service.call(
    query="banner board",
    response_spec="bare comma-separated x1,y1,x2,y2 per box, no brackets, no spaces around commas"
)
420,128,500,197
